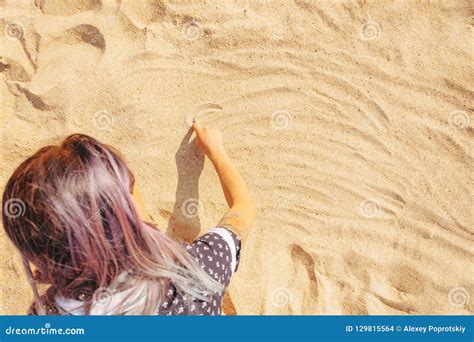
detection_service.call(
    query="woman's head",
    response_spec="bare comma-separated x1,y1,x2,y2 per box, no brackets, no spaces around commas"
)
2,134,222,315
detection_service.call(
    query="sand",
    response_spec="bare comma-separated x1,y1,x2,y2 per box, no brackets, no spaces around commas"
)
0,0,472,315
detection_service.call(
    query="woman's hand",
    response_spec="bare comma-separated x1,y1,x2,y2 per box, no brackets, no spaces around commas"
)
192,122,227,163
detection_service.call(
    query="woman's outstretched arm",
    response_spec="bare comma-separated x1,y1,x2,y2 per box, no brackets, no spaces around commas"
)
193,122,256,246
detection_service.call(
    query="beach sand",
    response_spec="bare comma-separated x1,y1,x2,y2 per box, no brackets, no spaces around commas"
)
0,0,472,315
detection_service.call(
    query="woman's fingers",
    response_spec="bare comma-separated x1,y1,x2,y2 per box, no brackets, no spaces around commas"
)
192,122,205,151
192,121,202,135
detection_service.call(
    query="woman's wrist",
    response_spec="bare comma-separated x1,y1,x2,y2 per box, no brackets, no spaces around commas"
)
209,149,230,169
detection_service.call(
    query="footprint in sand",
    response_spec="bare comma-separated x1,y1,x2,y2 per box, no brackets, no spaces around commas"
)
5,23,107,112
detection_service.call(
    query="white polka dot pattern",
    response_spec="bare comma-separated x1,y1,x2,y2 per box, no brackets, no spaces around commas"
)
157,227,241,316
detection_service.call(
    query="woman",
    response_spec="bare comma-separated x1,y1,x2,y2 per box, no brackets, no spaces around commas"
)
2,123,256,315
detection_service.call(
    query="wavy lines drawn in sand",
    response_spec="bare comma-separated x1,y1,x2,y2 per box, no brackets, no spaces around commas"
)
184,103,223,127
0,1,473,316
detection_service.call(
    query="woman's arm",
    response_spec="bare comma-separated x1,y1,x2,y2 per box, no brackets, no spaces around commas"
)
193,123,256,246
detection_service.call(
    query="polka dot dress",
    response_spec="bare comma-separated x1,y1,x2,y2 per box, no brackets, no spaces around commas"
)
158,227,241,316
28,227,241,316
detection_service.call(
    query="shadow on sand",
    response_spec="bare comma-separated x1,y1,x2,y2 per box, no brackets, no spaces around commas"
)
166,127,204,242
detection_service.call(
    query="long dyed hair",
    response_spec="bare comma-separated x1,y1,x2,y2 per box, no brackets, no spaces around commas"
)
2,134,222,315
